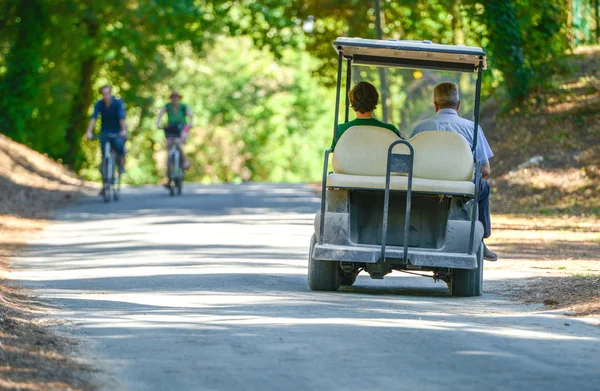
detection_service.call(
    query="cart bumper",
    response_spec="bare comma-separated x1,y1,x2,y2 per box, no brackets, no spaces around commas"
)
313,243,479,269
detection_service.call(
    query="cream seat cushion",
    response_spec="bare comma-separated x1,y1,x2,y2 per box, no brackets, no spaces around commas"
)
410,131,474,181
327,173,475,195
328,127,475,195
332,126,401,176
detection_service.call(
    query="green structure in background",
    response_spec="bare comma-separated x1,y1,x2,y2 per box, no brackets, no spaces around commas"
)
572,0,600,44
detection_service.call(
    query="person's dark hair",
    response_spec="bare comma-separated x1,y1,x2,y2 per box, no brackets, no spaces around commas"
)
348,81,379,113
98,85,112,95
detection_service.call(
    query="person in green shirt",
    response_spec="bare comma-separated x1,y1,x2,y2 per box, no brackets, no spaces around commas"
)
156,90,193,184
331,81,406,149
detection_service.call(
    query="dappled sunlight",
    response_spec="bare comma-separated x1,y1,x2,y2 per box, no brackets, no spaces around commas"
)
10,184,600,389
32,286,598,344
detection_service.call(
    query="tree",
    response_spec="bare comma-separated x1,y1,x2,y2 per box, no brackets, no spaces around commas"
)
0,0,48,143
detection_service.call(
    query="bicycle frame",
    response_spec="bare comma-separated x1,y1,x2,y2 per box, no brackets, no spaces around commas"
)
103,141,114,186
166,136,184,196
94,134,121,202
167,139,183,178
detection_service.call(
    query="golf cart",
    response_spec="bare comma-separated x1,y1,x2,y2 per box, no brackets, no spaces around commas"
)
308,37,488,297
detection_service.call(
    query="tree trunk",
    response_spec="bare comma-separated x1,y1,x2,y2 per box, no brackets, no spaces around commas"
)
64,56,97,169
0,0,46,142
594,0,600,43
64,21,99,170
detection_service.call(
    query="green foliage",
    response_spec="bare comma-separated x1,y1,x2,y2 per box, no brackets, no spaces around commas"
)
0,0,588,186
478,0,531,100
515,0,571,91
0,0,50,146
136,37,332,184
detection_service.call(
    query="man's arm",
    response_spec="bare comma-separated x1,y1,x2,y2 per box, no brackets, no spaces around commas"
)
119,100,127,137
86,101,100,139
156,106,167,128
85,118,96,139
476,126,493,179
481,161,491,179
119,119,128,138
185,107,193,127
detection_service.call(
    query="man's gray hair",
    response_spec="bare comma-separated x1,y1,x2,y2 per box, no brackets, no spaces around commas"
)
433,82,460,108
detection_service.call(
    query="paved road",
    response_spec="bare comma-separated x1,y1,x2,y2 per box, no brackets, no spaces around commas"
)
11,184,600,390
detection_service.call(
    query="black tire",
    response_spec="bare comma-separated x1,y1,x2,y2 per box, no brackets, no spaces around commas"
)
102,159,110,203
308,234,340,291
113,171,119,201
176,178,182,195
340,272,357,286
450,242,484,297
168,154,175,197
103,185,110,203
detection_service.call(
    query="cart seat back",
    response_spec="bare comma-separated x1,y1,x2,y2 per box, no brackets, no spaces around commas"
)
332,127,474,182
332,126,402,176
410,131,474,181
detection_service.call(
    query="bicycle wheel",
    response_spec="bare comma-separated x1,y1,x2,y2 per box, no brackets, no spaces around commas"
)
113,155,121,201
102,158,111,203
176,178,182,195
168,151,176,197
113,173,120,201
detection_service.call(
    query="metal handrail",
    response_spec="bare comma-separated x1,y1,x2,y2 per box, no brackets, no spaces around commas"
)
319,148,333,245
472,59,483,154
381,140,414,263
467,160,482,255
344,59,352,122
332,52,343,145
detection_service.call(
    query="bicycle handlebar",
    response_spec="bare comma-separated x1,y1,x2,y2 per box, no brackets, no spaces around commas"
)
90,133,121,140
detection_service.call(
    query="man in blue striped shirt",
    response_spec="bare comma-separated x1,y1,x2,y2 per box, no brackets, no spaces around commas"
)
413,82,497,261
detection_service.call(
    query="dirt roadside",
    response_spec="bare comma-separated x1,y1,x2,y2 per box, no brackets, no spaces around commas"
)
484,215,599,317
1,134,97,390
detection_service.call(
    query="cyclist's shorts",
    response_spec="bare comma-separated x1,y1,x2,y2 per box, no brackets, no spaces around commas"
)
164,124,183,139
100,136,126,158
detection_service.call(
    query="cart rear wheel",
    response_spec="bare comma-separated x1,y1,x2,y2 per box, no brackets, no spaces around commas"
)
450,242,484,297
308,234,340,291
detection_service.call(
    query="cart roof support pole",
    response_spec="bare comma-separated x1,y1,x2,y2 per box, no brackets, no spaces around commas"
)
344,59,352,122
472,60,483,154
333,52,343,145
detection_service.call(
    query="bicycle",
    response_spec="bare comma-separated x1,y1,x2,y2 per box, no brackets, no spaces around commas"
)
93,134,122,203
164,125,185,197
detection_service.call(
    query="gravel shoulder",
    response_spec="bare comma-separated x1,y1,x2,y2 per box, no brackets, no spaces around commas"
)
485,215,600,317
0,134,97,390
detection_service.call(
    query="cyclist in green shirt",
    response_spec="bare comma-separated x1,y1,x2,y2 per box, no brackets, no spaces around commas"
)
331,81,406,149
156,90,193,176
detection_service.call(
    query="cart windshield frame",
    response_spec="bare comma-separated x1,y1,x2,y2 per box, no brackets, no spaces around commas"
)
333,37,487,72
331,37,486,154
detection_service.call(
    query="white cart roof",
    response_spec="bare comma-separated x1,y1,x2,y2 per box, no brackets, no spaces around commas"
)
333,37,487,72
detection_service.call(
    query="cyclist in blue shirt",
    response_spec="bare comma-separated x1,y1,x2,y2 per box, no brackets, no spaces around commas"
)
85,85,128,178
